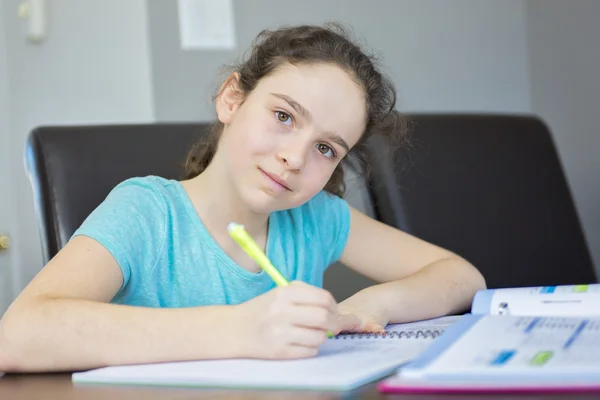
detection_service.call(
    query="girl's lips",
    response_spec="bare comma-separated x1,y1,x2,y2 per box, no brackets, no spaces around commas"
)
259,168,291,192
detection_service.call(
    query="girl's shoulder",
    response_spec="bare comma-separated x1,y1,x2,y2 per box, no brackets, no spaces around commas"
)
104,175,185,210
110,175,177,196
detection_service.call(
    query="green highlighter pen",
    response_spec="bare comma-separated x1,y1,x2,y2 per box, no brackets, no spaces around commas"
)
227,222,334,338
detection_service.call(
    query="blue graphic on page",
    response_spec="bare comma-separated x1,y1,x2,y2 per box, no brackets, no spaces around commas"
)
490,350,516,366
564,320,588,349
540,286,556,294
524,317,541,333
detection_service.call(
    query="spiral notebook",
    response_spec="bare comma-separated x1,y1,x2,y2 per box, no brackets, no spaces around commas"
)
72,315,460,391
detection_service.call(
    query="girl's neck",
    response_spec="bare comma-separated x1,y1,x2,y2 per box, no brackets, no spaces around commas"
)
181,162,270,245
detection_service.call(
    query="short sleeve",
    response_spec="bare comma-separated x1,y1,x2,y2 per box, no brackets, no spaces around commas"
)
306,190,351,265
71,177,167,289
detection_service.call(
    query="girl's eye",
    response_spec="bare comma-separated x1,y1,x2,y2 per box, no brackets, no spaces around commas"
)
275,111,293,126
316,143,336,159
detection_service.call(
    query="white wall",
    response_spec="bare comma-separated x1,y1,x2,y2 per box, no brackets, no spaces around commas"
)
0,0,17,313
148,0,531,121
2,0,155,291
526,0,600,274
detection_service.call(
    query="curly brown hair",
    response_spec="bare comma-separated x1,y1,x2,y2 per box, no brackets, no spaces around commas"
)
184,23,408,197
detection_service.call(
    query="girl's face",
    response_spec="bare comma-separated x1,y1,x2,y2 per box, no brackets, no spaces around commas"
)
216,63,367,214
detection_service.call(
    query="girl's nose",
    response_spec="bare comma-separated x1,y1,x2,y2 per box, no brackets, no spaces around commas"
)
276,138,311,171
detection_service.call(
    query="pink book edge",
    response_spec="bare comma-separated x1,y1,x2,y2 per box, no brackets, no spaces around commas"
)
377,380,600,394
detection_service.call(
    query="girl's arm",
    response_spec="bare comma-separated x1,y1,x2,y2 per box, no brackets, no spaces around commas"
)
0,236,245,372
0,235,337,372
338,207,486,324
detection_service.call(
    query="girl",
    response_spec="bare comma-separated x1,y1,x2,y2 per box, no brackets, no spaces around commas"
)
0,24,485,372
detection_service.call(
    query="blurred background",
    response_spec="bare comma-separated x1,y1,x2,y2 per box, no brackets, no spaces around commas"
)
0,0,598,314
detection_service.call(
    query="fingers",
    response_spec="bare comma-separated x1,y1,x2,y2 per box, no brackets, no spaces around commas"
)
290,305,337,332
267,325,328,360
283,281,337,312
334,314,387,334
286,326,328,348
335,313,361,334
362,322,386,333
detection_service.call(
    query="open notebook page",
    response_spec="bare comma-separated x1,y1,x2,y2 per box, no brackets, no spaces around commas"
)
72,315,461,391
380,314,600,394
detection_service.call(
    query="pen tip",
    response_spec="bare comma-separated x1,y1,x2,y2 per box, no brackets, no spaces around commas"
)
227,222,241,232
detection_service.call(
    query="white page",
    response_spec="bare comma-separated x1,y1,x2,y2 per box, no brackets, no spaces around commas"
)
476,284,600,316
73,316,460,390
73,338,428,390
417,315,600,379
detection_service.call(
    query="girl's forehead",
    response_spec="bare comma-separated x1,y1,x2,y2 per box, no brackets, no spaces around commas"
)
260,62,354,88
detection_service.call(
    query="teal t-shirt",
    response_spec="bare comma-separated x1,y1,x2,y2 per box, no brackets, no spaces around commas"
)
72,176,351,308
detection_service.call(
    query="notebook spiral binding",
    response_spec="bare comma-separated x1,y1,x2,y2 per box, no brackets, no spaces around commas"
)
333,329,443,340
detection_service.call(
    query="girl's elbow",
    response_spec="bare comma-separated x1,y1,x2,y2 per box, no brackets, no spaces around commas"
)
0,304,39,373
0,321,23,372
449,255,486,292
463,259,487,292
0,343,19,373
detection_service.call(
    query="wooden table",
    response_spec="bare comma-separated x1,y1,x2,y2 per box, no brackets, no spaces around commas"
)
2,373,600,400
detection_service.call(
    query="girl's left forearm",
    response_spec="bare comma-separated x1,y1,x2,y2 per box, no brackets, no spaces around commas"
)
353,257,486,324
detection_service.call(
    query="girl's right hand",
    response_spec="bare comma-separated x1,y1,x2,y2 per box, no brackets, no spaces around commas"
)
234,281,338,360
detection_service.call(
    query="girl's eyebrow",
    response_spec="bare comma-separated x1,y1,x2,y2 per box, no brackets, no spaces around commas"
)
271,92,350,153
326,133,350,153
271,93,311,119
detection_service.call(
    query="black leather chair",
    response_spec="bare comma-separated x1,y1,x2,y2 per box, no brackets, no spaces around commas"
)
366,114,596,288
24,123,209,264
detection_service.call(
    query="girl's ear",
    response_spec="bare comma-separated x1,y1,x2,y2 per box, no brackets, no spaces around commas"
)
216,72,243,125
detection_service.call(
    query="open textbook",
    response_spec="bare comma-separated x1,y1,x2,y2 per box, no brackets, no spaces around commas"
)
379,283,600,394
72,315,461,391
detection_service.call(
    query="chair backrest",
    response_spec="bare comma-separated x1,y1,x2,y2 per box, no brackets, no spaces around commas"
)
366,114,596,288
25,123,209,263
